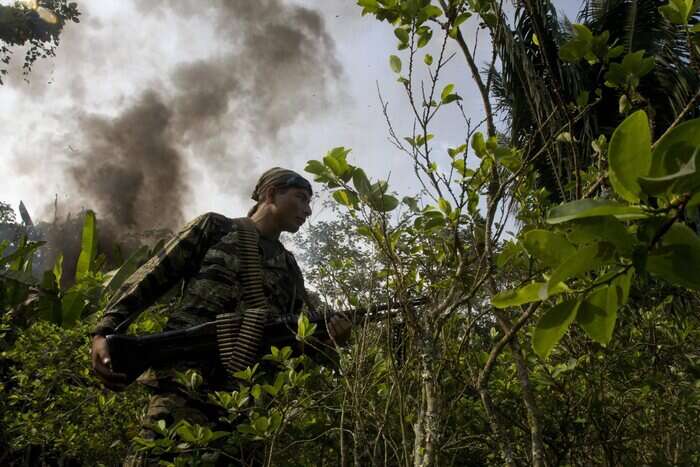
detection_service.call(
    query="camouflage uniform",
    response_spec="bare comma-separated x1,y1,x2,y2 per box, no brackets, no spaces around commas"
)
93,212,313,466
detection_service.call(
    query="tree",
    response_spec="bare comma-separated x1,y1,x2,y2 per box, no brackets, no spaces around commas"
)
0,0,80,84
0,201,16,224
491,0,700,201
303,0,700,465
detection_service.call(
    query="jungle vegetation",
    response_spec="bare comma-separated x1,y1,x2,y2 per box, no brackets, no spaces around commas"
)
1,0,700,466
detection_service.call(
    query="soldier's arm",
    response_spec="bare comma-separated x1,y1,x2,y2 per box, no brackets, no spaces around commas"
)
92,212,230,336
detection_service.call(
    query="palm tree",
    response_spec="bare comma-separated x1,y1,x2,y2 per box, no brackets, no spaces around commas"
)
490,0,700,201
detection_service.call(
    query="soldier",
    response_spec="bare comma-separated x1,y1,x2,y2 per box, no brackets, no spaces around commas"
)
90,167,351,465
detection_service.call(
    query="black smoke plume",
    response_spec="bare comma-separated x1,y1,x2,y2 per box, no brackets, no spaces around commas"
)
66,0,341,236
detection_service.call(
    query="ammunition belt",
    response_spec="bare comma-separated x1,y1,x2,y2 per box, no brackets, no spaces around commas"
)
217,218,268,374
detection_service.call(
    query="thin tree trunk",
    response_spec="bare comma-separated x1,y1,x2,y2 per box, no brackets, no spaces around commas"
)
479,387,518,467
413,334,440,467
494,311,547,467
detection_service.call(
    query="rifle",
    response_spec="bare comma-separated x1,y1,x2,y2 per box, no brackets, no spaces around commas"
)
105,298,425,384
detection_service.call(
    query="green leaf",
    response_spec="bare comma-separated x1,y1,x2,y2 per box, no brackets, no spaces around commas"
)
105,245,149,294
647,223,700,289
52,253,63,287
547,199,647,224
305,160,327,176
358,0,379,10
571,23,593,41
332,189,359,208
618,94,631,114
417,28,432,48
532,299,580,358
453,12,471,27
639,152,700,195
369,194,399,212
649,118,700,193
659,0,693,25
471,132,487,157
608,110,651,202
576,90,590,108
440,83,455,102
566,216,636,256
61,289,87,327
604,51,655,89
547,243,608,293
423,54,433,65
402,196,419,212
389,55,401,73
448,144,467,158
438,197,452,215
559,24,593,62
394,27,409,44
323,148,351,178
451,159,474,177
611,267,634,306
352,168,372,196
522,230,576,268
422,5,442,18
492,282,567,309
576,286,618,346
76,210,97,281
441,94,462,104
556,132,573,143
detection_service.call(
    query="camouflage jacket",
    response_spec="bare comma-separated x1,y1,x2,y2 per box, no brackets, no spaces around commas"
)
93,212,315,388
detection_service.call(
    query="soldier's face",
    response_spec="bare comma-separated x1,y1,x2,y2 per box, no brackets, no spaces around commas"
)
273,187,312,233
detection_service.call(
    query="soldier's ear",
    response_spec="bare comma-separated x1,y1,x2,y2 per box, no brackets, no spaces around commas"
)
263,186,277,204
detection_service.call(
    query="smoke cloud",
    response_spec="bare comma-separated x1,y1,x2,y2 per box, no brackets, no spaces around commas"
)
63,0,341,235
71,91,186,231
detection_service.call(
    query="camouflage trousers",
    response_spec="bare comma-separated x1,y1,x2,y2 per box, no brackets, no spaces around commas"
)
124,391,262,467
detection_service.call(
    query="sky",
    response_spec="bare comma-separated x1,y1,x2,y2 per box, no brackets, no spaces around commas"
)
0,0,582,236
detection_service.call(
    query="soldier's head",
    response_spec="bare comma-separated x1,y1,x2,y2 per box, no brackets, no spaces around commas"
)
248,167,313,234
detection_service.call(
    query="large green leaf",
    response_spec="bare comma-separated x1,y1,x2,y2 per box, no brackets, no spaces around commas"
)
648,118,700,195
653,119,700,174
61,289,87,327
547,243,608,293
647,223,700,289
659,0,693,24
522,230,576,268
104,245,149,294
608,110,651,202
368,194,399,212
333,189,359,208
547,199,647,224
76,210,97,281
576,286,618,346
352,168,372,196
639,152,699,195
566,216,636,256
492,281,567,309
532,299,580,358
323,147,351,178
611,267,635,306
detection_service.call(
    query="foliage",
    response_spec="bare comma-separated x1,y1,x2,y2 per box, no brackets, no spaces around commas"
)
2,0,700,466
0,201,16,224
0,210,158,465
0,0,80,84
0,320,148,465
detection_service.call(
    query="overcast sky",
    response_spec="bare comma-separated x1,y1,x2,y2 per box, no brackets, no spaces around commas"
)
0,0,581,234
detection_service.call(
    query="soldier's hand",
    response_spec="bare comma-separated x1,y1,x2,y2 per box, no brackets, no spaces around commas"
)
91,335,128,391
327,313,352,346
